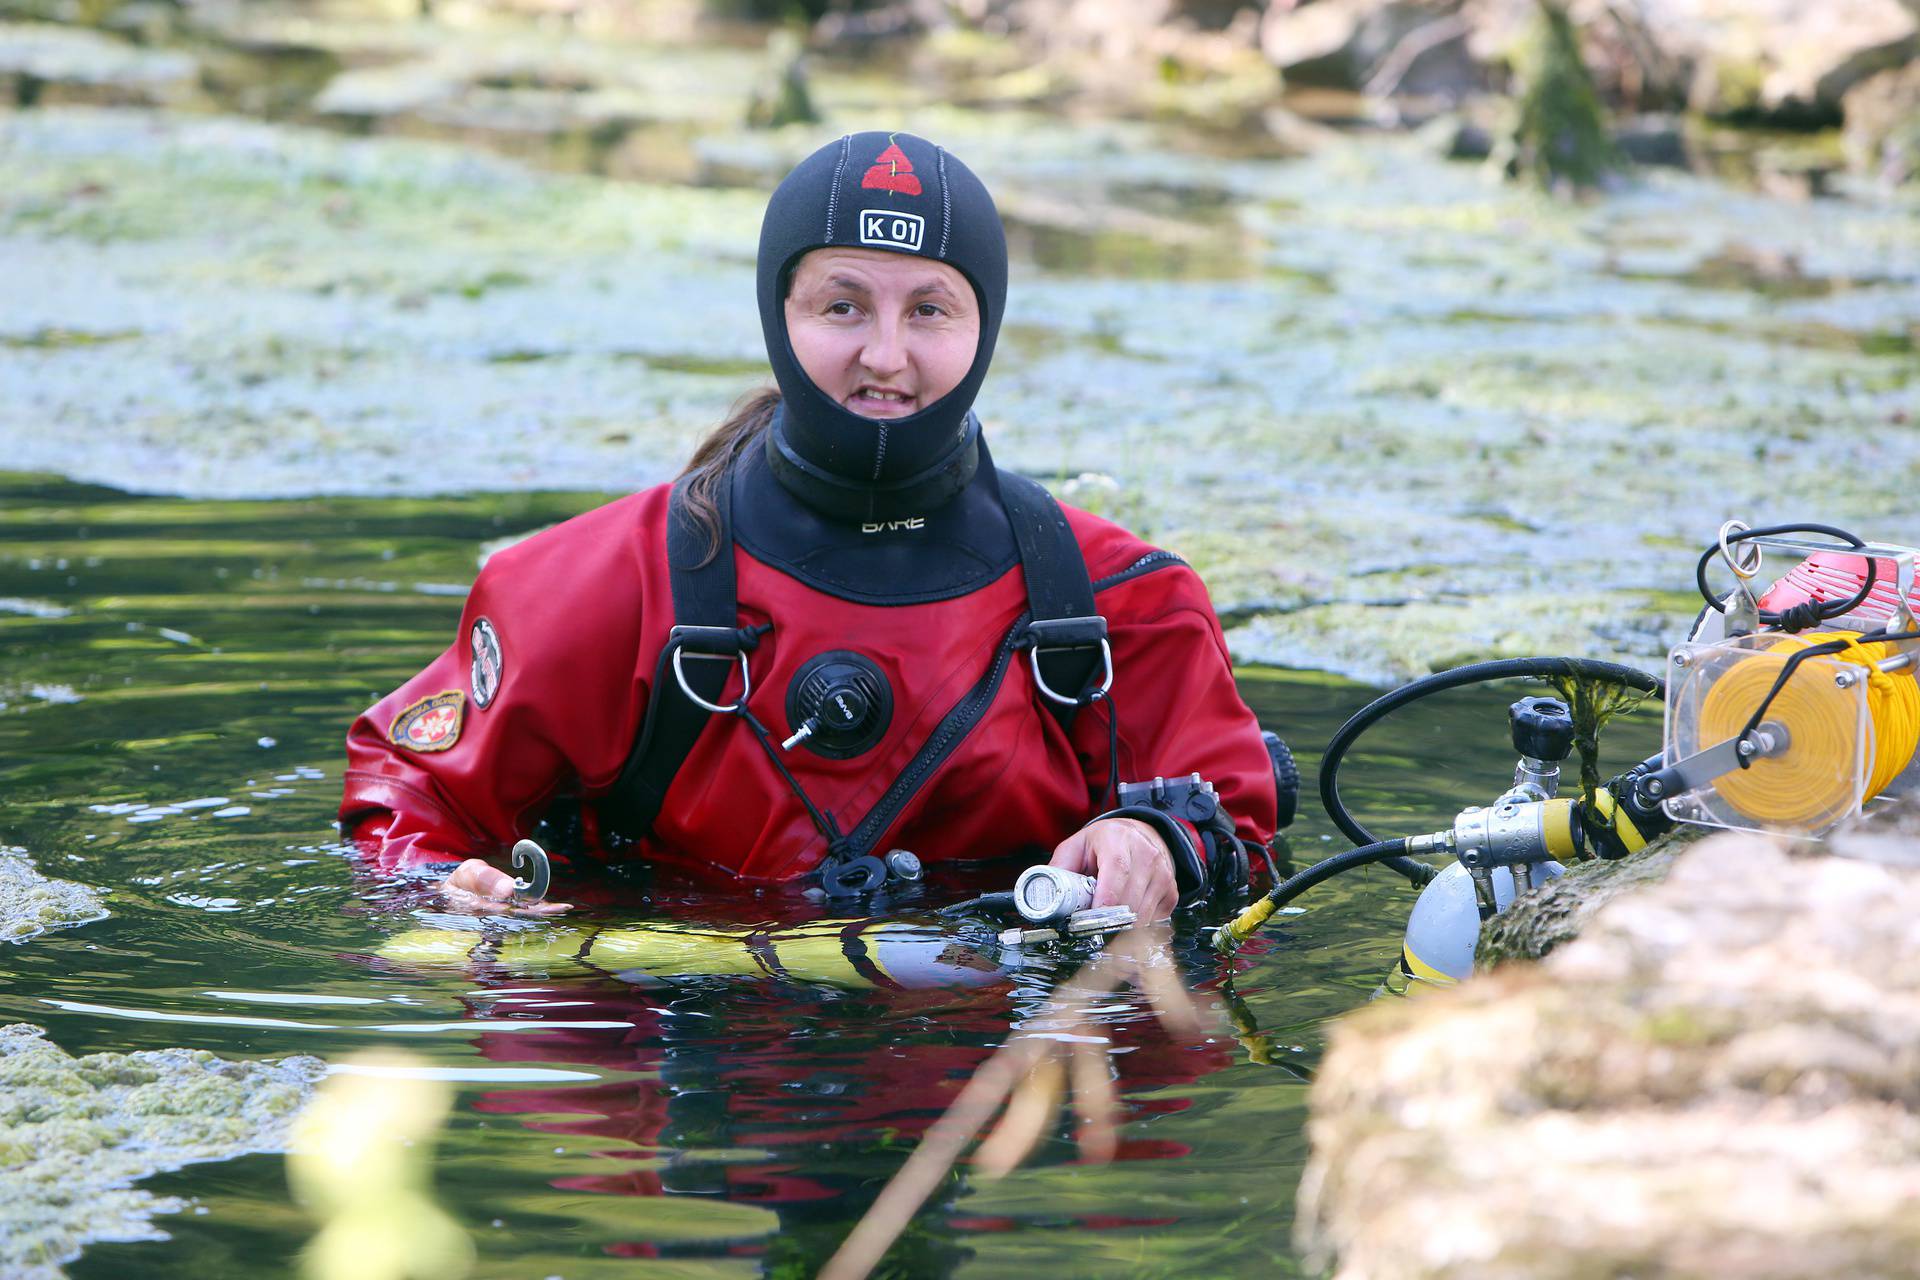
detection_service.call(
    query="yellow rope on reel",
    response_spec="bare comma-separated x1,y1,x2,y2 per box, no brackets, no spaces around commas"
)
1697,630,1920,828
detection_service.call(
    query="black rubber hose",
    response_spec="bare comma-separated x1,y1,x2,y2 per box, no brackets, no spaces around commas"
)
1213,837,1414,951
937,890,1015,918
1264,838,1413,911
1319,657,1668,857
1695,522,1875,627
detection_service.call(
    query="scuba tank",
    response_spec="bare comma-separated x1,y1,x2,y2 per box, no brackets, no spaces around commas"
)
380,918,1011,992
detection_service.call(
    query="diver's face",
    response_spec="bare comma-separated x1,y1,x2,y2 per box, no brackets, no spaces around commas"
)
784,248,980,421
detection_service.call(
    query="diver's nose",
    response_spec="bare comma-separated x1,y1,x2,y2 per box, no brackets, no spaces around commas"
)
859,313,909,380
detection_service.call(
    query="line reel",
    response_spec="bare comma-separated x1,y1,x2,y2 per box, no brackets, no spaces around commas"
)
1653,526,1920,839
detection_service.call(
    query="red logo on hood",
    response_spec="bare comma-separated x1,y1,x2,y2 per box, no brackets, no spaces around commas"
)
860,142,922,196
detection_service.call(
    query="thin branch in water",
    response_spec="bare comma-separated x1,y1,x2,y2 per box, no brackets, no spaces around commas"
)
1067,1033,1120,1164
974,1054,1066,1179
819,927,1204,1280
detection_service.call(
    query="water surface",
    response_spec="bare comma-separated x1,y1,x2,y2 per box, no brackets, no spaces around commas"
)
0,473,1662,1276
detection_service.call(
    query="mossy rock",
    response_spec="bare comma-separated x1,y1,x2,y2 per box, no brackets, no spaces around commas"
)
1498,0,1618,190
1476,822,1709,969
0,846,108,944
1302,823,1920,1278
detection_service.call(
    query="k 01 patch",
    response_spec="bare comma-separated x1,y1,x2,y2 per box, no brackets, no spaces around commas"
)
388,690,465,753
859,209,924,253
470,617,503,709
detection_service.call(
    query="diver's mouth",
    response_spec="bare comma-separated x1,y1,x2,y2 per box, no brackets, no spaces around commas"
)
848,386,916,417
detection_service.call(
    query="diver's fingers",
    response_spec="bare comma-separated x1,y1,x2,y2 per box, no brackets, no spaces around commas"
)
446,857,514,899
509,899,573,917
1093,838,1137,912
1063,819,1177,919
1046,827,1095,875
440,858,521,915
1056,821,1134,910
438,883,510,915
1137,842,1177,922
1123,930,1204,1040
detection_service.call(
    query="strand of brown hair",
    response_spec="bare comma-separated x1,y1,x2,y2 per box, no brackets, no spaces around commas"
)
677,387,781,566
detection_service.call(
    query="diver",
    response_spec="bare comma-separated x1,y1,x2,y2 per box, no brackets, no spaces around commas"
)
338,131,1279,919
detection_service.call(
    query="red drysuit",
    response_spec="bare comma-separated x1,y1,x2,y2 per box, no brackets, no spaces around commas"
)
339,474,1275,884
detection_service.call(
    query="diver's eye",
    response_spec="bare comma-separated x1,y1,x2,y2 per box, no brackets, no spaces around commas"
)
914,303,942,318
827,301,857,317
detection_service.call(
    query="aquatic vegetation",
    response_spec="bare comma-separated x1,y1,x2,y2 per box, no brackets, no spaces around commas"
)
744,28,816,131
0,1022,324,1278
0,846,107,943
1225,589,1670,687
1546,666,1660,819
4,102,1915,681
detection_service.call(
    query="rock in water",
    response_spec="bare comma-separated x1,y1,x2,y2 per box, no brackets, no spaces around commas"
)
1500,0,1617,190
1261,0,1481,98
0,846,108,944
745,28,815,130
1475,826,1700,968
1466,0,1919,125
0,1023,326,1278
1301,824,1920,1279
1842,60,1920,186
0,22,198,108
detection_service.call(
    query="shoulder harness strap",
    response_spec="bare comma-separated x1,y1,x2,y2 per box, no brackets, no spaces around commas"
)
994,469,1110,731
601,473,754,841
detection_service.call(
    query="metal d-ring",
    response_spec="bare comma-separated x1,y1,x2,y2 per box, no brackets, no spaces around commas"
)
1717,519,1763,580
672,644,751,714
510,839,551,904
1030,637,1114,707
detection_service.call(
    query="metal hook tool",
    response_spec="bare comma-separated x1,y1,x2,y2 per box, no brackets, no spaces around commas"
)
1717,519,1765,635
510,839,551,905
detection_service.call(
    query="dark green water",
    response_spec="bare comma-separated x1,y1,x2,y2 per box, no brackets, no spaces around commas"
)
0,472,1661,1277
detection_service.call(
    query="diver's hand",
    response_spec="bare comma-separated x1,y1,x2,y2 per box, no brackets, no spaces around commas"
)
440,857,571,916
1048,818,1177,922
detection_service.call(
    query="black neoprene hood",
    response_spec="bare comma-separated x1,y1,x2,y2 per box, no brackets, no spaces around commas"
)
757,131,1008,521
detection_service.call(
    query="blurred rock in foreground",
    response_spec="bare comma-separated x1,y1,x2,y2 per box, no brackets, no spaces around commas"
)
1301,816,1920,1279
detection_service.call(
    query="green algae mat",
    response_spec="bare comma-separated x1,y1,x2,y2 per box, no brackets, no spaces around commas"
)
3,103,1916,682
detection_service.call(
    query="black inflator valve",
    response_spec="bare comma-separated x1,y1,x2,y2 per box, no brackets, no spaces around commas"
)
1509,696,1576,763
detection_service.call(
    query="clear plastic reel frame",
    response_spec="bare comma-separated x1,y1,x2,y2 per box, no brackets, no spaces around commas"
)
1663,635,1871,838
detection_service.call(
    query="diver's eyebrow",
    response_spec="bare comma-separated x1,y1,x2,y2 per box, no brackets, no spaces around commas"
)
821,274,873,294
907,281,960,300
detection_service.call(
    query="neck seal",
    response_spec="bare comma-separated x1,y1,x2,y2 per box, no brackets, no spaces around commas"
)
766,404,980,524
